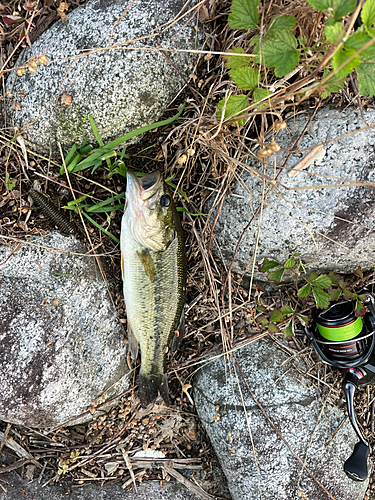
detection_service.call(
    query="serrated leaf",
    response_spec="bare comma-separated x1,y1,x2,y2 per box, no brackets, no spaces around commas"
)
253,87,271,108
224,47,250,70
362,0,375,27
357,61,375,96
334,0,356,20
257,305,267,312
296,314,309,326
310,274,332,289
356,299,366,317
307,271,319,283
343,289,355,300
217,95,249,125
270,310,285,322
281,305,294,315
305,0,333,10
230,66,259,90
354,266,363,279
268,267,285,283
312,287,331,309
258,30,299,77
332,47,360,78
267,15,297,39
259,317,269,326
324,19,344,43
268,323,279,333
345,31,375,59
329,288,341,301
298,283,311,298
284,256,296,268
328,271,339,286
259,258,280,272
283,321,294,338
228,0,260,30
298,36,307,46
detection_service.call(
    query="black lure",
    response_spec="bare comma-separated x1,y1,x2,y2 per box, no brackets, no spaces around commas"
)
29,188,75,236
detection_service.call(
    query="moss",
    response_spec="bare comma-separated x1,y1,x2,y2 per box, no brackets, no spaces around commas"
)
56,105,88,148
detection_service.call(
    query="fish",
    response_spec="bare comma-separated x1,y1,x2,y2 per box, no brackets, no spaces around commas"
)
120,169,186,407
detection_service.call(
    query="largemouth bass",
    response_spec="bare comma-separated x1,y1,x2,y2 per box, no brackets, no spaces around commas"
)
120,169,186,407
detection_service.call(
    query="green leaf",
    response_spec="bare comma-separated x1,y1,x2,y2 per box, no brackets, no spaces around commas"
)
298,283,311,298
228,0,260,29
362,0,375,27
343,288,355,300
324,19,344,43
257,305,267,312
329,288,341,301
345,31,375,59
312,287,331,309
307,271,319,283
310,274,332,289
319,70,346,99
280,305,294,315
267,15,297,39
356,299,366,317
268,267,285,283
217,95,249,125
268,323,279,333
270,310,285,323
259,317,269,327
296,314,309,326
259,258,280,272
328,271,340,285
224,47,250,69
334,0,356,20
253,87,271,108
258,30,299,77
284,256,296,268
305,0,333,11
357,61,375,95
332,47,360,78
283,321,294,338
229,66,259,90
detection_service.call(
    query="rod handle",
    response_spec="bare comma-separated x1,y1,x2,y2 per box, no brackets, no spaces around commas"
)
344,441,369,481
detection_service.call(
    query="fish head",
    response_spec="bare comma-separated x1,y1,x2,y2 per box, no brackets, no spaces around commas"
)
125,169,177,251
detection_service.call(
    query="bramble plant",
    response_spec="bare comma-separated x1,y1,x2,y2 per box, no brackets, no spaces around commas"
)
219,0,375,124
256,254,367,337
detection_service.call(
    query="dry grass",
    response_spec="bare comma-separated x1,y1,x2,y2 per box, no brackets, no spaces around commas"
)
1,0,375,498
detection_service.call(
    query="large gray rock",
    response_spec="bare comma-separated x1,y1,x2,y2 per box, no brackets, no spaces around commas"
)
194,338,369,500
0,232,129,428
6,0,200,153
210,106,375,281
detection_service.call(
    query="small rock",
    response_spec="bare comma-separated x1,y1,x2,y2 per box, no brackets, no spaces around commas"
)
210,106,375,281
194,338,369,500
6,0,202,153
0,232,129,428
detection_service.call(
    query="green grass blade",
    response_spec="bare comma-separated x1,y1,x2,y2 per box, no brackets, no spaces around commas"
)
88,114,104,147
105,102,186,150
85,192,125,212
81,212,119,243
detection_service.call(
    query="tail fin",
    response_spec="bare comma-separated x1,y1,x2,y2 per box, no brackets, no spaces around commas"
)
139,372,169,408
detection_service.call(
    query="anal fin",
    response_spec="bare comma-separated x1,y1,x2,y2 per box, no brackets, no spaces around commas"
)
171,310,185,353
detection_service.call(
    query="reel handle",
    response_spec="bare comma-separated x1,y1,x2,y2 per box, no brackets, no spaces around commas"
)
342,378,369,481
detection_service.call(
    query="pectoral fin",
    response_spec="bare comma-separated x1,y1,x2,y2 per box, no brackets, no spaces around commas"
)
137,248,156,283
171,310,185,353
127,323,139,360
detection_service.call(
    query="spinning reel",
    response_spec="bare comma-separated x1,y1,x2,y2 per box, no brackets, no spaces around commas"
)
305,290,375,481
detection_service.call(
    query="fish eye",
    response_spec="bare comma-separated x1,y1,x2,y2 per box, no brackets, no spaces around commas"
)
160,195,171,207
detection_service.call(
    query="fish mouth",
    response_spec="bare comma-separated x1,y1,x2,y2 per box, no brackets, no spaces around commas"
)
126,169,164,211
